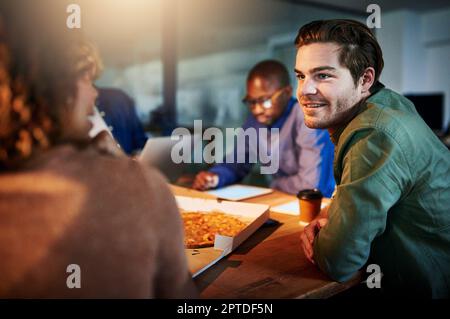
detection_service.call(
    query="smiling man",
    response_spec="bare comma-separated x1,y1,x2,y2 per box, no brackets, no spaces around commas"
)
296,19,450,297
193,60,335,197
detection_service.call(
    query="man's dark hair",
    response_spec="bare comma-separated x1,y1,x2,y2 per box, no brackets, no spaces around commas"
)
295,19,384,86
247,60,291,87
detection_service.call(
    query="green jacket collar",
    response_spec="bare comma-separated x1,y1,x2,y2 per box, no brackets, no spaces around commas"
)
329,82,385,145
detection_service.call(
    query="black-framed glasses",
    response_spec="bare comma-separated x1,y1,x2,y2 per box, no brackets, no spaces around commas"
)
242,86,288,110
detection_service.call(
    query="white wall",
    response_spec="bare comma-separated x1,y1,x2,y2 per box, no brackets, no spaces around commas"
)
95,3,362,127
97,46,269,126
422,8,450,131
97,5,450,131
378,8,450,131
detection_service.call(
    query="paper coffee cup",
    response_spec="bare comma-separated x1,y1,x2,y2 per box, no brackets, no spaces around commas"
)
297,189,323,223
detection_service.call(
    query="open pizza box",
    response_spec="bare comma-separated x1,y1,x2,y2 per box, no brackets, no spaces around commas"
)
175,196,270,278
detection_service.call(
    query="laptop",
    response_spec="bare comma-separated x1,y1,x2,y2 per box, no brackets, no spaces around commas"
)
138,134,200,182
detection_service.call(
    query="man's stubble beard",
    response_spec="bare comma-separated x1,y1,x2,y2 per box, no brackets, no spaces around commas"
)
303,96,365,131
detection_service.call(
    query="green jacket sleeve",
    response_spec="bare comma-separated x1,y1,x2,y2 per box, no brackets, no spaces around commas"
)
313,128,412,282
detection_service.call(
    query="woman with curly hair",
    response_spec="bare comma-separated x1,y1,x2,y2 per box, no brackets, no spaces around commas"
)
0,6,196,298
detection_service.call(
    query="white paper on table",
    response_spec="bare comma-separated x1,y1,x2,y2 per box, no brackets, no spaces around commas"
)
271,200,329,216
206,184,273,201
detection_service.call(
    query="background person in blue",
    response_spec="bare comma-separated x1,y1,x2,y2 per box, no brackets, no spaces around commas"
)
193,60,335,197
96,87,148,155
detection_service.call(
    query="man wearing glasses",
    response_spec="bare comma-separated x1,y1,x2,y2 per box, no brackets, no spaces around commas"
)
193,60,335,197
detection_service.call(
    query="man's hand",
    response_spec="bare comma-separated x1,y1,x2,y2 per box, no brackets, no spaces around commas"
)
192,171,218,191
300,218,328,264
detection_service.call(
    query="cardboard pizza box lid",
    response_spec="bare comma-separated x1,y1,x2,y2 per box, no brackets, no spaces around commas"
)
176,196,270,277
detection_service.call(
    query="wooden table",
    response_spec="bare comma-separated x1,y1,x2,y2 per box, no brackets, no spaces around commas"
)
171,185,362,298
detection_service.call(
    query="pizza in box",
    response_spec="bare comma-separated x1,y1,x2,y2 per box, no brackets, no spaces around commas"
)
181,210,249,249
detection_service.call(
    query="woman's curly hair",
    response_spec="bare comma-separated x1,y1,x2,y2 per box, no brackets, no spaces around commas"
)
0,12,102,171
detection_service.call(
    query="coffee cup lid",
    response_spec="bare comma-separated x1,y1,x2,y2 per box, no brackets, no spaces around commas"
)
297,188,323,200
